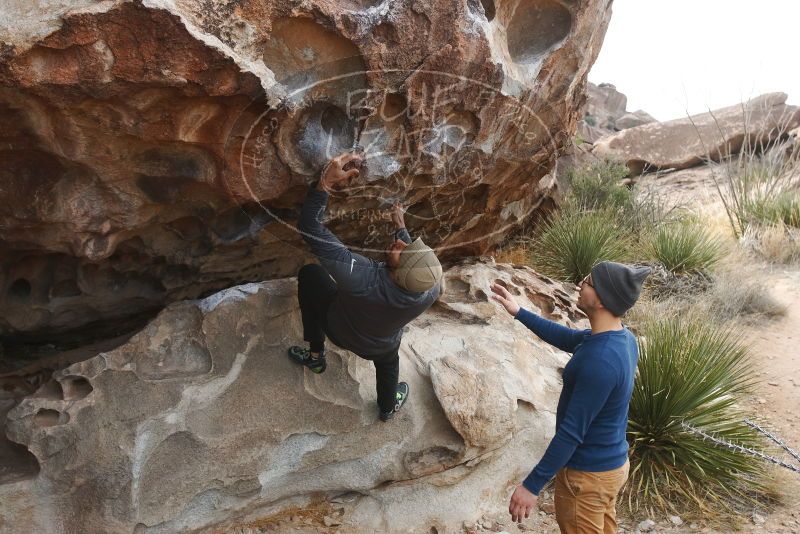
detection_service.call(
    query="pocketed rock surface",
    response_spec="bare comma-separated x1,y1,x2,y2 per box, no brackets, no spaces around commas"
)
0,0,613,343
0,260,588,533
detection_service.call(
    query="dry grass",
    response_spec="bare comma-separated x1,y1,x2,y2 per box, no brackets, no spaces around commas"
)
705,270,787,322
741,223,800,264
213,502,340,533
642,263,716,300
493,237,536,265
627,290,706,334
627,253,786,333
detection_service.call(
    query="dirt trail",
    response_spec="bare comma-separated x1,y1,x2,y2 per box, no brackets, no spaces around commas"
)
634,166,800,533
738,268,800,533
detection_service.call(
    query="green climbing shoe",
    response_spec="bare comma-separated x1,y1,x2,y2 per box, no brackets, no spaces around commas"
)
287,346,326,374
379,382,410,421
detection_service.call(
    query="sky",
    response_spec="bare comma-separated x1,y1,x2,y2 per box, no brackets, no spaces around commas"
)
588,0,800,122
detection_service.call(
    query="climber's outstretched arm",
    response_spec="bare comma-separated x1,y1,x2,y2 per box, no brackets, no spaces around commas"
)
297,153,377,293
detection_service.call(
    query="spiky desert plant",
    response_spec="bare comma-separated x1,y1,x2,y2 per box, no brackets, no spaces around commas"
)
531,210,631,284
625,317,772,519
648,222,725,274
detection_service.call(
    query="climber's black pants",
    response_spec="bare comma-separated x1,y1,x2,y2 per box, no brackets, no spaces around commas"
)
361,347,401,414
297,263,400,413
297,263,336,354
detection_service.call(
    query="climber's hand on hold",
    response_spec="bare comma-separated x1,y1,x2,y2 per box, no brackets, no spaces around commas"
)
390,201,406,230
319,152,362,192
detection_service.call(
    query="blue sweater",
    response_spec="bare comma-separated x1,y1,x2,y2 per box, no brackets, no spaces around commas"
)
515,308,637,494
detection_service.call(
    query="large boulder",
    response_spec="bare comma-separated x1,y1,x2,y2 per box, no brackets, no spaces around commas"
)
577,120,608,144
583,82,627,130
577,83,655,141
592,92,800,175
0,261,585,533
615,109,656,130
0,0,613,346
790,126,800,158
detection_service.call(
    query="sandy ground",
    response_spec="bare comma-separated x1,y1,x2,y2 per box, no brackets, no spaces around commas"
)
736,268,800,533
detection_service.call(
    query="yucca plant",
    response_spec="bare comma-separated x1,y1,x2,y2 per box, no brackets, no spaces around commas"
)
648,223,725,274
625,317,772,519
531,210,631,284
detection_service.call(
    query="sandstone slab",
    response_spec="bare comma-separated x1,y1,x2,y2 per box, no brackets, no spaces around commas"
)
0,262,585,533
614,109,656,130
592,93,800,175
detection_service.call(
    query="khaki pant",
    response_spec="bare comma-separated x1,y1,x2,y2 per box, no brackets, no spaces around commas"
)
554,461,629,534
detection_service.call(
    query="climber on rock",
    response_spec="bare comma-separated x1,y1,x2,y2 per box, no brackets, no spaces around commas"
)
491,262,651,534
288,152,444,422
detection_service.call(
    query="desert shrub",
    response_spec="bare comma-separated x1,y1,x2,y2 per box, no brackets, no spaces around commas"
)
625,317,771,518
633,262,786,329
648,223,725,274
741,191,800,228
704,270,787,321
565,162,688,243
627,186,689,239
565,161,632,213
531,210,631,284
741,223,800,264
642,263,715,301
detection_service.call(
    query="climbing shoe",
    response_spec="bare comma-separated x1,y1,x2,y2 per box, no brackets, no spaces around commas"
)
287,346,326,374
379,382,410,422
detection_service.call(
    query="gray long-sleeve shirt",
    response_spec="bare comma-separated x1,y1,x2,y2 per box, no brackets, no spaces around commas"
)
297,187,441,356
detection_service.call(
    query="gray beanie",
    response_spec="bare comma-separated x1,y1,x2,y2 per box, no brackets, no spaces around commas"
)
590,261,651,317
395,238,443,293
